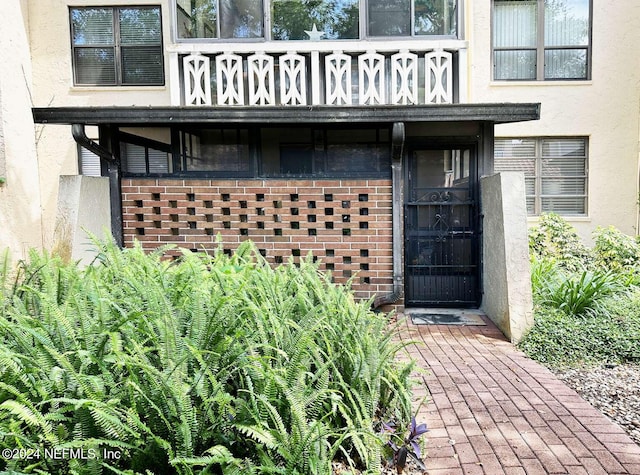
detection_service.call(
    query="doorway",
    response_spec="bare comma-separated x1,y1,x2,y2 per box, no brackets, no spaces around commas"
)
404,147,480,306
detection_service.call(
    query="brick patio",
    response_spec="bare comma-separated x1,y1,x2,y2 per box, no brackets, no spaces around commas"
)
397,314,640,475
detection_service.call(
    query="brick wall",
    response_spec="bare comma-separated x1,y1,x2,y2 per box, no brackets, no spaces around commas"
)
121,178,393,301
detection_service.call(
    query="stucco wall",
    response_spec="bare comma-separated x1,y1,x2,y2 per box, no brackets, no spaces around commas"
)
0,0,43,260
466,0,640,243
480,172,534,343
27,0,172,249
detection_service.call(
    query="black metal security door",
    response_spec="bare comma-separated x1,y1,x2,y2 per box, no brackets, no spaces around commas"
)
405,148,479,306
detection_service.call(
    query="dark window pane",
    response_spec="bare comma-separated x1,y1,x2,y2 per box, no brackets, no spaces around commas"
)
280,145,313,174
220,0,263,38
121,46,163,84
326,144,390,173
74,48,116,84
183,129,251,172
544,48,587,79
414,0,458,36
119,7,162,44
494,50,536,80
368,0,410,36
71,8,114,45
177,0,217,38
272,0,358,40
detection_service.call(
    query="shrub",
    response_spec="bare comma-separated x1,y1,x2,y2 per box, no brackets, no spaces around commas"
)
0,240,414,475
519,300,640,367
528,213,591,272
592,225,640,273
538,269,621,317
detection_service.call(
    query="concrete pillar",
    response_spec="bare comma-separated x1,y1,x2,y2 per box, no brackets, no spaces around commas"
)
480,172,534,343
55,176,111,265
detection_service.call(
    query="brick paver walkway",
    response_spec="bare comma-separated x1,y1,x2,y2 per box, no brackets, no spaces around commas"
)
397,314,640,475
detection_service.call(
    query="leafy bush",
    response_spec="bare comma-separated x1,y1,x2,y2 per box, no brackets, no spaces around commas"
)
592,225,640,272
528,213,591,272
525,216,640,367
0,240,414,475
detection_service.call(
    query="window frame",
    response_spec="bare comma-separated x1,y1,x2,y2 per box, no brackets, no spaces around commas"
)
491,0,592,81
119,132,173,175
118,125,391,179
70,5,165,87
494,136,588,216
172,0,460,42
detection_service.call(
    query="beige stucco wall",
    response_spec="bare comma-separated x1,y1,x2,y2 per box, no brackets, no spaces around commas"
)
27,0,172,249
0,0,44,260
465,0,640,243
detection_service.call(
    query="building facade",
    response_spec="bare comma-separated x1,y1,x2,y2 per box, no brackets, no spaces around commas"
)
2,1,638,319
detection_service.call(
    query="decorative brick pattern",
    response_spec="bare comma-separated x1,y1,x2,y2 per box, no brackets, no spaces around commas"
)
121,178,393,301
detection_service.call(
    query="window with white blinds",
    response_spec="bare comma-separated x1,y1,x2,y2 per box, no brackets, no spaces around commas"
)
494,137,587,216
121,142,171,175
70,6,164,86
78,146,102,177
492,0,590,80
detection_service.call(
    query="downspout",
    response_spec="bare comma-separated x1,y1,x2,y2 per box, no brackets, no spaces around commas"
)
374,122,405,309
71,124,123,248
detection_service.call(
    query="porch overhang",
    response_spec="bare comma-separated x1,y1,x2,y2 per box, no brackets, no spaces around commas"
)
32,103,540,126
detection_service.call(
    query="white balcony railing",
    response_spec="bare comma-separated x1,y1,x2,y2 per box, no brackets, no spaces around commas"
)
169,41,467,107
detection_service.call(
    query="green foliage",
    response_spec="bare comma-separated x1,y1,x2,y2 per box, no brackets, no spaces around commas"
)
0,240,413,474
528,213,591,272
532,261,621,317
524,215,640,367
592,225,640,273
519,301,640,368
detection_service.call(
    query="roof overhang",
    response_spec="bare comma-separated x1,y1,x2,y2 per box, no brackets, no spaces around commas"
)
32,103,540,126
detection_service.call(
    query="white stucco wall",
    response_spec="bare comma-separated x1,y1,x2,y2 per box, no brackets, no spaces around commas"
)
466,0,640,243
0,0,44,260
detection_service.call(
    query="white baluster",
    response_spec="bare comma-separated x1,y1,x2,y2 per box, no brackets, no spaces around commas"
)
391,51,418,105
183,54,211,106
426,50,453,104
358,51,385,105
325,51,352,105
248,53,275,105
215,53,245,106
279,52,307,105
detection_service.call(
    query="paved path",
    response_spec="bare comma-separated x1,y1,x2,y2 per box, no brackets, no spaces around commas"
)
397,314,640,475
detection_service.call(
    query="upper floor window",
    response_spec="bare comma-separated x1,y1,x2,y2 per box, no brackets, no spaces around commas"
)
70,6,164,86
176,0,263,38
175,0,457,41
493,0,590,80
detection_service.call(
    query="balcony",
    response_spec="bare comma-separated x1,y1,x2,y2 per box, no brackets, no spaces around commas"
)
167,40,467,107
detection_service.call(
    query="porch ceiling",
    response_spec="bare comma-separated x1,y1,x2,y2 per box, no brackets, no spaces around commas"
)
32,103,540,126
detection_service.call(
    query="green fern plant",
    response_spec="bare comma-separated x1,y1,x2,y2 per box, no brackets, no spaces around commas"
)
0,239,414,474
